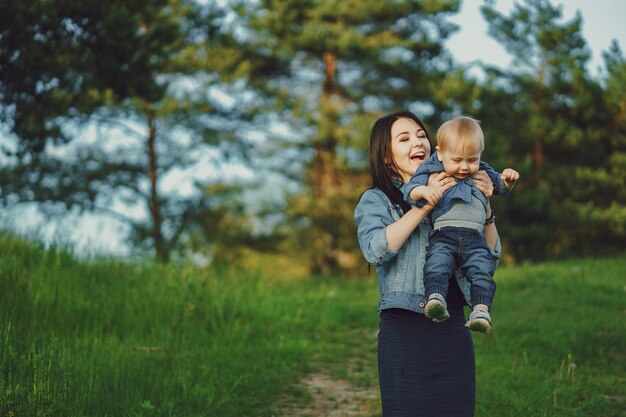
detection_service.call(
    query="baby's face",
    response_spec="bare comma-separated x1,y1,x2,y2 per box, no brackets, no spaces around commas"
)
437,146,481,179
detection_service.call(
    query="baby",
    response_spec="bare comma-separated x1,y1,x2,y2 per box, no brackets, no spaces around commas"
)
403,116,519,333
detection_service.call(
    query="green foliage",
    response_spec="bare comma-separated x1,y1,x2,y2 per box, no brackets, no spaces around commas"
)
0,0,267,263
234,0,462,274
460,0,626,260
1,0,625,268
0,0,186,152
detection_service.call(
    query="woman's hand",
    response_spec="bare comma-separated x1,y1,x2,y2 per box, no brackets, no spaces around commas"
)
472,170,494,199
428,172,457,193
422,172,456,209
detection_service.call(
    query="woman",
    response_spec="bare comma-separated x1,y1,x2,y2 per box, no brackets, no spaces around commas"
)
354,111,500,417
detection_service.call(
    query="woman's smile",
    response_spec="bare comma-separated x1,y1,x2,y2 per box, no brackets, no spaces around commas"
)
390,118,432,183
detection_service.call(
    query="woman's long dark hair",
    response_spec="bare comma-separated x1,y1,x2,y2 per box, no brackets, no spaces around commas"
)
368,111,433,213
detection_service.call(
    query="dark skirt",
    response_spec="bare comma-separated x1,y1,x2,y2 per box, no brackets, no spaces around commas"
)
378,280,475,417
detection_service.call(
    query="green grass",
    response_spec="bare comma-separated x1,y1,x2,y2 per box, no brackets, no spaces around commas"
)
0,232,624,416
0,233,379,416
475,258,626,417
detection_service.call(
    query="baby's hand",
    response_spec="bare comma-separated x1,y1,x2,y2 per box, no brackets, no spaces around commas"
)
501,168,520,190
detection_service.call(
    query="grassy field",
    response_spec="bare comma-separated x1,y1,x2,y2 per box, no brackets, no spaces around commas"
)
0,232,624,416
475,258,626,417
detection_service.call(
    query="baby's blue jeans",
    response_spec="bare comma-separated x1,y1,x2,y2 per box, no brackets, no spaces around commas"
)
424,226,496,307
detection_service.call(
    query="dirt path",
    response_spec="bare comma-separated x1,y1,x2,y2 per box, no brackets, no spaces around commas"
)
272,328,381,416
273,371,380,417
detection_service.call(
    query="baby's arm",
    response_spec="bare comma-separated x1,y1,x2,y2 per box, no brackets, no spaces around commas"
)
477,161,519,196
402,171,430,206
409,185,441,207
408,173,456,206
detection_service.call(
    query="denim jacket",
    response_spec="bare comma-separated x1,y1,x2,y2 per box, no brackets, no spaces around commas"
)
354,187,501,314
402,153,511,222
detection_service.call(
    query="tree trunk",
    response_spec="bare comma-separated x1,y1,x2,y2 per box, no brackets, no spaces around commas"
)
533,62,546,182
533,134,543,181
310,52,342,275
146,107,168,262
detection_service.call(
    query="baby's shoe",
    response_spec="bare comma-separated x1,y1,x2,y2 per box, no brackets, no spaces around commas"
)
424,293,450,323
465,308,492,334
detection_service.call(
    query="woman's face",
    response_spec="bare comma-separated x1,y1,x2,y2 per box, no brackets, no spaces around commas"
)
389,118,431,183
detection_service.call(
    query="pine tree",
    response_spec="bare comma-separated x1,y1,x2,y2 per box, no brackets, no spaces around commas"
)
0,0,261,261
477,0,624,258
234,0,461,274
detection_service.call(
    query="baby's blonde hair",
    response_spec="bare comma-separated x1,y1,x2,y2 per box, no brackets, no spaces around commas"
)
437,116,484,155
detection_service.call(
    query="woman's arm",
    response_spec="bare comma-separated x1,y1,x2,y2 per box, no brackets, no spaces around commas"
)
356,174,455,263
355,190,408,265
389,172,456,250
386,205,431,251
483,202,498,250
472,170,498,251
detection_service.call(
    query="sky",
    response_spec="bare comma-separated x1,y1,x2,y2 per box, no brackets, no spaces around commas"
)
447,0,626,75
4,0,626,257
